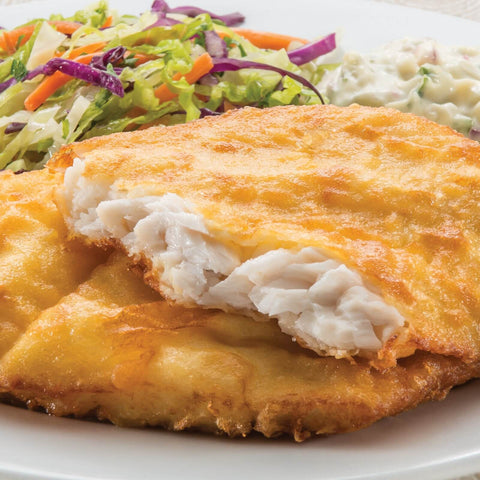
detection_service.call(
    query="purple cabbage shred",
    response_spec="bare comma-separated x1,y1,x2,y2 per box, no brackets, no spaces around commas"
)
90,46,126,72
148,17,181,28
169,6,244,26
198,73,218,86
151,0,169,13
146,0,180,29
0,76,17,94
88,47,125,75
150,0,244,27
287,33,336,65
36,58,124,97
204,31,227,58
0,46,126,98
199,107,221,117
5,122,26,134
210,58,324,104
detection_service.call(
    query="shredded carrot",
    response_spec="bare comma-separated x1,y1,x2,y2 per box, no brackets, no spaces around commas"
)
217,28,308,50
0,21,83,54
65,42,107,59
154,52,213,103
100,16,113,29
130,52,157,66
24,53,98,112
24,42,107,112
0,25,35,54
49,21,83,35
126,54,213,130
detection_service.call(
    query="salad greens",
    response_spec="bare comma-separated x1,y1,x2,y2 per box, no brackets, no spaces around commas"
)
0,0,335,172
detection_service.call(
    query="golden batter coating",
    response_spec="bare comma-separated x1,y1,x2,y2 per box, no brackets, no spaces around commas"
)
51,104,480,368
1,166,479,439
1,252,478,440
0,170,106,358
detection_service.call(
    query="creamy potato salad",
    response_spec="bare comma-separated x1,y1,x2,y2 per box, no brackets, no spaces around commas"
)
319,38,480,139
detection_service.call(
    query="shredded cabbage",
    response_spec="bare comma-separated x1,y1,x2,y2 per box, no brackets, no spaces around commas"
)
26,22,66,70
0,0,336,171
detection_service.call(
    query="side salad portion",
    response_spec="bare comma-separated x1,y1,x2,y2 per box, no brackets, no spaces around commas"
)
0,0,336,172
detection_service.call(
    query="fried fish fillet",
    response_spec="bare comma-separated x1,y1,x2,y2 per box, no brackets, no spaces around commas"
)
50,104,480,368
1,251,479,440
0,165,478,440
0,170,107,358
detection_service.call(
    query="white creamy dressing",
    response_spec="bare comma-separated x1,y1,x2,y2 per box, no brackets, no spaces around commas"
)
319,38,480,138
62,158,404,356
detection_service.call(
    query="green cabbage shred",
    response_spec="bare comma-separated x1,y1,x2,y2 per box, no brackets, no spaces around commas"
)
0,1,332,171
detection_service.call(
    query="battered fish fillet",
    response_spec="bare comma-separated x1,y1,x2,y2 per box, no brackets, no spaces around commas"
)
0,165,479,439
51,104,480,368
0,170,107,358
1,252,479,440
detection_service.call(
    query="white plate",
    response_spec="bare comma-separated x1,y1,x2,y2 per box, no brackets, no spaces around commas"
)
1,1,480,479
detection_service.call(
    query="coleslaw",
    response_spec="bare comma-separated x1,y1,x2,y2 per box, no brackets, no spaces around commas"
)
0,0,336,172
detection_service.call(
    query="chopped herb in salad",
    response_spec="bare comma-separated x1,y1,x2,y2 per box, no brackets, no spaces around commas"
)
0,0,336,172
